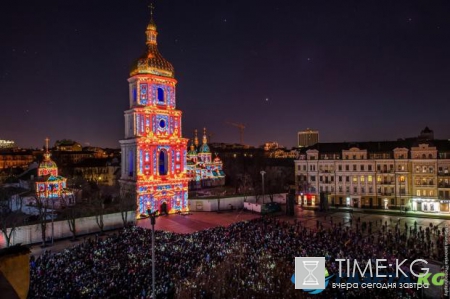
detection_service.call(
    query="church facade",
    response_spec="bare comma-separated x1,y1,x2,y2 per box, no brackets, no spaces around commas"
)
120,13,189,217
186,128,225,189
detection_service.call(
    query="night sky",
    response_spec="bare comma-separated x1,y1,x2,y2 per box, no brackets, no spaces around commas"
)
1,0,449,149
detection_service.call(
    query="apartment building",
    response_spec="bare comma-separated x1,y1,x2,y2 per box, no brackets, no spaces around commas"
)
294,136,450,213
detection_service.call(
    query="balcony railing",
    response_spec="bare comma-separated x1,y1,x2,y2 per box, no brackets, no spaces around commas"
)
379,192,392,196
438,183,450,188
378,170,394,173
379,181,394,185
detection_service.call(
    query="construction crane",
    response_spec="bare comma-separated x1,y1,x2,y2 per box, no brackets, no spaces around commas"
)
226,121,246,144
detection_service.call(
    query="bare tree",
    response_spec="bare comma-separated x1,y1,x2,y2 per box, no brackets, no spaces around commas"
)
66,205,81,241
92,191,105,234
118,189,136,227
34,194,48,247
0,206,21,247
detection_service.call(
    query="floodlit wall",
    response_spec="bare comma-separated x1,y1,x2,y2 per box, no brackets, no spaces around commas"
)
0,211,136,248
189,193,286,212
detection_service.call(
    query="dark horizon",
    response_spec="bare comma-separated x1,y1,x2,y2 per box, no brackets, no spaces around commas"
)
1,0,449,149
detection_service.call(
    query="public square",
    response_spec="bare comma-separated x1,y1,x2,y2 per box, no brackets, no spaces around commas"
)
28,208,449,298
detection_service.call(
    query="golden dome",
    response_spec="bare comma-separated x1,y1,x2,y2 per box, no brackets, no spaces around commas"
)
147,18,157,31
130,18,174,78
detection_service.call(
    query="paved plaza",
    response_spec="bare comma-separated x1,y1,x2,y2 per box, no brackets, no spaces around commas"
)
286,207,450,232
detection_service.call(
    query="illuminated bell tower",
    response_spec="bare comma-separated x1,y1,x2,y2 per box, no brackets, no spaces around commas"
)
120,8,189,216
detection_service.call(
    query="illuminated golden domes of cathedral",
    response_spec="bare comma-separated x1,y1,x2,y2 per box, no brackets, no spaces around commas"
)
130,10,174,78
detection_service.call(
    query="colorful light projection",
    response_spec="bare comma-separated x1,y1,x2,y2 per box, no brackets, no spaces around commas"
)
186,128,225,187
35,138,68,199
122,11,189,216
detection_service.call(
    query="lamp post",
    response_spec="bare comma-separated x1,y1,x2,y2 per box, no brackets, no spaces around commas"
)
260,170,266,204
49,184,55,246
147,209,157,299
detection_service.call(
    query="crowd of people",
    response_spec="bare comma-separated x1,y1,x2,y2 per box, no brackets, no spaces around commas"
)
29,214,446,299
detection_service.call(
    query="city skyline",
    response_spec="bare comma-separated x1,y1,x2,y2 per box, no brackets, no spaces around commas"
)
1,0,449,149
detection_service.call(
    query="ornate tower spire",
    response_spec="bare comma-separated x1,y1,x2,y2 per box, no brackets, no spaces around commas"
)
146,2,158,45
130,2,174,77
190,139,195,151
44,138,51,161
194,129,199,147
202,127,208,144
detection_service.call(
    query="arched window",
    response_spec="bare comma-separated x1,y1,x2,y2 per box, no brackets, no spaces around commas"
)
132,86,137,104
159,150,168,175
157,87,164,103
128,151,134,177
428,154,432,159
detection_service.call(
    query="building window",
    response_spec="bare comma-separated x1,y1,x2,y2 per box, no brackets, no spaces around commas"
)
157,87,165,102
346,165,349,171
360,176,365,182
391,198,395,205
338,165,342,171
159,150,168,175
416,190,421,196
353,165,357,171
368,165,372,171
346,176,349,182
368,175,373,182
310,176,316,182
360,165,364,171
132,86,137,103
128,151,134,177
353,187,357,193
339,176,342,182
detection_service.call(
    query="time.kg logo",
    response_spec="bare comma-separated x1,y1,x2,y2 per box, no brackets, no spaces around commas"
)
292,257,334,295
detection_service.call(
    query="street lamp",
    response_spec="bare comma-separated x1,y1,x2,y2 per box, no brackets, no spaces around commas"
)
49,184,55,246
147,209,157,299
260,170,266,204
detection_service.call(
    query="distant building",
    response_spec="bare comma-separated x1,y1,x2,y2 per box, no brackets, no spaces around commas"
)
73,158,120,186
0,140,15,149
298,129,319,148
0,150,34,170
54,140,82,151
262,142,298,159
263,142,280,151
186,129,225,189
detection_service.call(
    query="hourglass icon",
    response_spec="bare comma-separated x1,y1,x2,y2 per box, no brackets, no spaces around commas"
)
302,260,319,285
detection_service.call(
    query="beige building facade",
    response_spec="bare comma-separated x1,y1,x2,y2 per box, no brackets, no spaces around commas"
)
294,137,450,213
